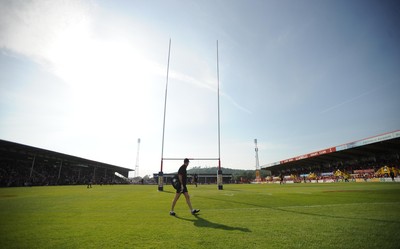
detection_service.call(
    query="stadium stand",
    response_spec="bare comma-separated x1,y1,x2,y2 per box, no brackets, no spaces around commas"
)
261,130,400,183
0,140,132,187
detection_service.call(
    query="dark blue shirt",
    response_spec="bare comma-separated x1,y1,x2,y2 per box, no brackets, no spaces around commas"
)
178,164,187,185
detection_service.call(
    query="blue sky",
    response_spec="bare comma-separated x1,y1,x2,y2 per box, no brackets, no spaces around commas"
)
0,0,399,177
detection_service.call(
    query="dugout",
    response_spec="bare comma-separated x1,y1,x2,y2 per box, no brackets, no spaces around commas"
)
0,139,132,187
261,130,400,176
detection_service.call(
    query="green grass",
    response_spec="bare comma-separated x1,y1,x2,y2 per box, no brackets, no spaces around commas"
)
1,183,400,249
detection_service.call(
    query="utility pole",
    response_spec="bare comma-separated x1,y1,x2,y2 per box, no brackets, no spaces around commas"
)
135,138,141,177
254,139,261,182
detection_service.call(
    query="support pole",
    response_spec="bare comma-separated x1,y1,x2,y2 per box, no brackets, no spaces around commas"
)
217,40,223,190
159,39,172,191
57,159,63,185
93,167,97,183
29,154,36,180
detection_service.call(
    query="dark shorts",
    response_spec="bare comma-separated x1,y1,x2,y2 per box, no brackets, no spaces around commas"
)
176,185,188,193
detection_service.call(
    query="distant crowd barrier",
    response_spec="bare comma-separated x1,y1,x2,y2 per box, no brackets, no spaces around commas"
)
256,177,400,184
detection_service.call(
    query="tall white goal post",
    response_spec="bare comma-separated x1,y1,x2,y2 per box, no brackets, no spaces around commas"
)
158,40,223,191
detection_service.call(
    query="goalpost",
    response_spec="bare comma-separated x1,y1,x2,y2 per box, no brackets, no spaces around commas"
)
158,39,223,191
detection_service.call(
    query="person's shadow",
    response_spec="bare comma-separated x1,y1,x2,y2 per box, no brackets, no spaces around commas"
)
175,214,251,232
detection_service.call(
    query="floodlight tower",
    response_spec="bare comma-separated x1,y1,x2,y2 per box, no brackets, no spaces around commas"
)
254,139,261,182
135,138,141,177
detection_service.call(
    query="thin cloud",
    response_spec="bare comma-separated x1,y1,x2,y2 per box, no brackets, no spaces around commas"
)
169,69,252,114
320,85,385,114
221,92,252,114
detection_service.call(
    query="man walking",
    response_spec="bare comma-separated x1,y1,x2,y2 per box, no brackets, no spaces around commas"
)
170,158,200,216
193,173,198,187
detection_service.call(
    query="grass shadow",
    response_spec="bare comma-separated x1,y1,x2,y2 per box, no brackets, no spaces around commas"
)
271,206,400,224
198,195,400,225
161,190,175,194
175,214,251,232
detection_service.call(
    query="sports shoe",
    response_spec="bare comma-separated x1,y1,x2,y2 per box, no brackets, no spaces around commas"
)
169,211,176,216
191,209,200,215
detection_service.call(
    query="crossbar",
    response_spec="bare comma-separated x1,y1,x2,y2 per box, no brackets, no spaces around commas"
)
162,158,220,161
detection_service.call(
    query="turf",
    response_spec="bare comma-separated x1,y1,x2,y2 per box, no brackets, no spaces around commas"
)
0,182,399,249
